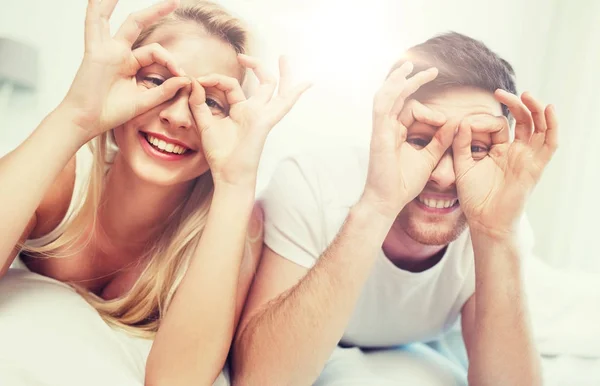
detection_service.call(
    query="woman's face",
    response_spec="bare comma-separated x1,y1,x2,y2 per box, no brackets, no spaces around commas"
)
113,21,244,187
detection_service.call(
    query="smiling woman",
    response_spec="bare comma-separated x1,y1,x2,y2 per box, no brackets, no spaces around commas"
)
0,0,309,385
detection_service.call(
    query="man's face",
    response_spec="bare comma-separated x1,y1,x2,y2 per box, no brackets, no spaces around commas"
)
396,86,504,246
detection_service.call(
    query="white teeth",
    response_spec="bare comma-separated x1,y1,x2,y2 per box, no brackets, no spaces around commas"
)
418,196,458,209
145,134,188,155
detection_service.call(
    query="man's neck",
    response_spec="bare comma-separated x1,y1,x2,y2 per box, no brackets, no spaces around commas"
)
382,220,448,273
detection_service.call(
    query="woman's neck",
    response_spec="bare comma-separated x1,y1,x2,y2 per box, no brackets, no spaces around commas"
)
97,154,194,255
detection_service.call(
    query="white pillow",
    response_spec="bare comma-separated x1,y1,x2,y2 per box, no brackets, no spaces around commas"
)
0,269,230,386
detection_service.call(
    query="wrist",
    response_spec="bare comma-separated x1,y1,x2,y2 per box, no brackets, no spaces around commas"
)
213,180,255,203
470,226,519,253
344,200,395,256
52,103,97,145
470,228,524,283
468,220,518,244
38,106,91,151
211,163,259,190
353,196,398,230
358,190,407,222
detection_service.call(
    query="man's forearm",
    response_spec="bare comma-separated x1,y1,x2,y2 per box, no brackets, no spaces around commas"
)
468,230,541,386
233,199,395,386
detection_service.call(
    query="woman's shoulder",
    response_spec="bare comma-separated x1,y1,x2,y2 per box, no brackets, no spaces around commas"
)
29,146,93,239
29,156,77,239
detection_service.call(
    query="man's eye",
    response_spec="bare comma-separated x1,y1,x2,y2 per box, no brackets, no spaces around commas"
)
144,76,164,87
471,144,489,160
471,145,488,153
407,138,430,149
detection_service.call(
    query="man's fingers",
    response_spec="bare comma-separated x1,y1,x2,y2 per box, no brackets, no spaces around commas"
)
424,118,458,164
495,89,533,143
373,61,413,117
390,67,438,117
537,104,559,165
521,91,548,151
452,118,473,166
398,99,446,130
467,114,510,145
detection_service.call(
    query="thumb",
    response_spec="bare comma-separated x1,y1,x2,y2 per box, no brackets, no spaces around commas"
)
452,118,474,170
423,118,457,164
188,78,215,132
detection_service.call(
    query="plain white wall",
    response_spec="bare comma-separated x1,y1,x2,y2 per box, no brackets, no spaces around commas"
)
2,0,598,271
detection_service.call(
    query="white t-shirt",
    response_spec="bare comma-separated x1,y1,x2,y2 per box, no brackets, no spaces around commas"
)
260,146,535,348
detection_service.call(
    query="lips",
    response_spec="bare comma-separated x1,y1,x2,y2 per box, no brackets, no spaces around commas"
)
143,133,190,155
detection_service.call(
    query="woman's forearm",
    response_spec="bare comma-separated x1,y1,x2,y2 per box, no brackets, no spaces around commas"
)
0,106,86,266
147,182,255,386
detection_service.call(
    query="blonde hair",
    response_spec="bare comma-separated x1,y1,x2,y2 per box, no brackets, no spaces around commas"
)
21,1,250,338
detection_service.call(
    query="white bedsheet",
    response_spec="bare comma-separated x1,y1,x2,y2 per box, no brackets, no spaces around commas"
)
0,256,598,385
524,256,600,359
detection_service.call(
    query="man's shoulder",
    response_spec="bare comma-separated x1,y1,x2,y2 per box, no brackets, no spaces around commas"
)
283,145,368,185
280,145,369,205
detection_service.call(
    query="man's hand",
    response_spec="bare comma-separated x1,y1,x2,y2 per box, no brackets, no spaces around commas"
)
452,90,558,238
361,62,455,218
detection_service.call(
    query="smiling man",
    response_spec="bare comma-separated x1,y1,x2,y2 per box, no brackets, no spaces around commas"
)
232,32,558,386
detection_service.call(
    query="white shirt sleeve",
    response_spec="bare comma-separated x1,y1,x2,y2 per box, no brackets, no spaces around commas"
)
259,156,328,269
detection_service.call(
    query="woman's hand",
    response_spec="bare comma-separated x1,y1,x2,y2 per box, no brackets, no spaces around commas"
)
61,0,190,143
189,55,311,188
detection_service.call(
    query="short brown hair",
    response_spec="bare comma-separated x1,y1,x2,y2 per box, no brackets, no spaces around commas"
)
391,32,517,119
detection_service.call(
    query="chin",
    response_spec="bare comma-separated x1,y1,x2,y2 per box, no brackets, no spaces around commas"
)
129,156,197,186
398,201,468,246
404,219,468,246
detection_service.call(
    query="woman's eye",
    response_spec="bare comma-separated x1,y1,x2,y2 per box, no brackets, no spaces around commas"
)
407,138,430,149
144,76,164,87
206,98,224,112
